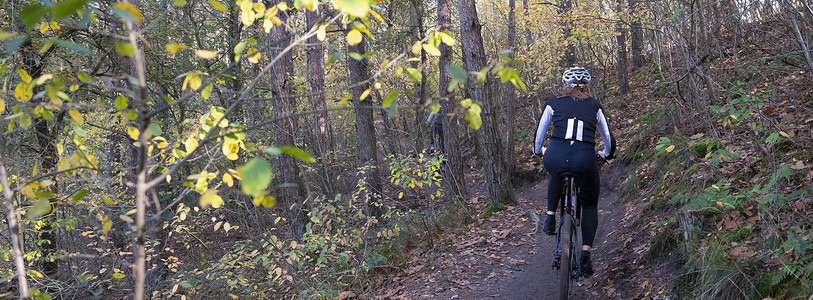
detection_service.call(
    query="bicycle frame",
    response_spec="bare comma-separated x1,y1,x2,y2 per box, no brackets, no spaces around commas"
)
551,174,581,299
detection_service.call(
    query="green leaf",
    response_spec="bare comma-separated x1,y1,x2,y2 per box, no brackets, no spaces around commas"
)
325,51,342,67
334,0,370,17
382,90,398,107
240,158,272,196
201,83,213,99
55,39,92,54
406,68,422,82
53,0,89,20
349,52,363,60
77,72,91,83
28,199,52,220
20,4,49,30
112,273,126,280
72,189,89,202
465,102,482,130
148,124,162,136
445,65,468,82
35,190,55,199
114,95,128,109
73,125,87,137
115,42,135,57
266,146,316,163
4,37,27,54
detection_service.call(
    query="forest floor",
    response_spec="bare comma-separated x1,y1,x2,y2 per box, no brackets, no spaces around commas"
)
370,161,652,299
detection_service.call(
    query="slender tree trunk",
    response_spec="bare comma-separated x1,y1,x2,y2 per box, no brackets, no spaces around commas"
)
306,8,336,195
505,0,517,174
269,0,307,240
559,0,577,67
629,0,644,69
438,0,467,200
1,137,29,298
348,32,383,216
412,0,428,151
121,0,149,297
616,0,630,98
227,2,244,115
458,0,515,204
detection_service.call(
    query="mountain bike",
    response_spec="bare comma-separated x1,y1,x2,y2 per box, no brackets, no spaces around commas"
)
551,154,605,299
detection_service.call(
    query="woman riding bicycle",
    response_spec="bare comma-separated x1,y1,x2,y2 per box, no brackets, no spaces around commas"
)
533,67,614,277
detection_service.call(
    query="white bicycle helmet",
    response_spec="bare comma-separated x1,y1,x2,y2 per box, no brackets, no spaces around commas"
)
562,67,591,87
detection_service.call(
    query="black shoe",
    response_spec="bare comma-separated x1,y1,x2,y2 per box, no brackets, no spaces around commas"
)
581,251,594,277
543,214,556,236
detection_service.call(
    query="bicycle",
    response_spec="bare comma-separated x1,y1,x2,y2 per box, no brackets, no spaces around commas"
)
550,154,605,299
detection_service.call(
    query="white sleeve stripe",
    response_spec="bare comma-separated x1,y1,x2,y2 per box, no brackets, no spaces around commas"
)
534,105,554,154
596,109,612,156
565,118,574,139
576,120,584,141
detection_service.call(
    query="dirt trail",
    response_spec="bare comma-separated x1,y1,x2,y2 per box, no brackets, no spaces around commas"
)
376,162,633,299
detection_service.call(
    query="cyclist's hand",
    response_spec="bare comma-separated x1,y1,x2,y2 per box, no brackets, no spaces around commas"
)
597,151,606,160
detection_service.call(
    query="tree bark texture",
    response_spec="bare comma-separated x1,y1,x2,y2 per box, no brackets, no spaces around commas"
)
0,137,30,298
438,0,467,200
268,1,307,240
411,0,428,152
457,0,515,204
348,34,383,216
306,8,336,195
505,0,517,174
559,0,577,68
628,0,644,69
616,0,630,98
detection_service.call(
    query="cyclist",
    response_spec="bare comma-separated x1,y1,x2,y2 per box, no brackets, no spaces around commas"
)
427,109,444,153
533,67,614,277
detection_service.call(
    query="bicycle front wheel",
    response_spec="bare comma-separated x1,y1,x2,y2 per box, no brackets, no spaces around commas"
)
558,214,573,300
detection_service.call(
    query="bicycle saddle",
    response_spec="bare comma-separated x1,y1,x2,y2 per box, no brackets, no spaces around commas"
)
559,171,580,178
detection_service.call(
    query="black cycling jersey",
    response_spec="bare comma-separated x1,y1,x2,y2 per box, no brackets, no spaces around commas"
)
534,95,612,156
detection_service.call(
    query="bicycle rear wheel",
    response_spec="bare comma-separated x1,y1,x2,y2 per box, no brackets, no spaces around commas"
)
558,214,573,300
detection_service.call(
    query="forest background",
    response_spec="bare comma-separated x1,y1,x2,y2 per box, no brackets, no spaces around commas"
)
0,0,811,298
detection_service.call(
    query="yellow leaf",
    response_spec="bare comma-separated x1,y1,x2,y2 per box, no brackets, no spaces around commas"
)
301,0,316,11
223,173,234,187
439,32,455,46
102,220,113,235
69,110,84,124
369,10,386,24
56,143,63,156
40,22,50,34
277,2,289,10
346,29,362,46
35,74,53,85
253,2,266,13
102,197,118,205
200,189,225,209
165,43,188,53
69,84,79,92
189,75,202,90
208,0,227,12
359,89,371,101
120,214,134,223
15,83,32,102
422,44,441,56
222,139,240,160
779,131,789,138
18,68,32,84
398,192,403,199
214,221,223,231
730,114,737,120
665,145,675,153
712,184,720,190
241,9,256,26
263,18,274,33
185,136,198,153
316,24,326,41
411,41,422,55
195,49,218,60
127,126,140,140
27,270,44,279
0,99,5,115
113,2,143,23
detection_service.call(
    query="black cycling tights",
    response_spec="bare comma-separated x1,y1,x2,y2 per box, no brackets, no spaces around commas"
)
543,139,600,247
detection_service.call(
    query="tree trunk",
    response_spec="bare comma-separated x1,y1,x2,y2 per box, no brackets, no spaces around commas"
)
505,0,517,174
348,32,383,216
306,8,336,195
412,0,428,152
1,136,29,298
616,0,630,98
559,0,577,68
268,0,307,240
458,0,515,204
438,0,467,200
629,0,644,69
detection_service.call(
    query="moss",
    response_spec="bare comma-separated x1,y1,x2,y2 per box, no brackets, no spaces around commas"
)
481,202,507,219
725,225,754,243
690,139,724,158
